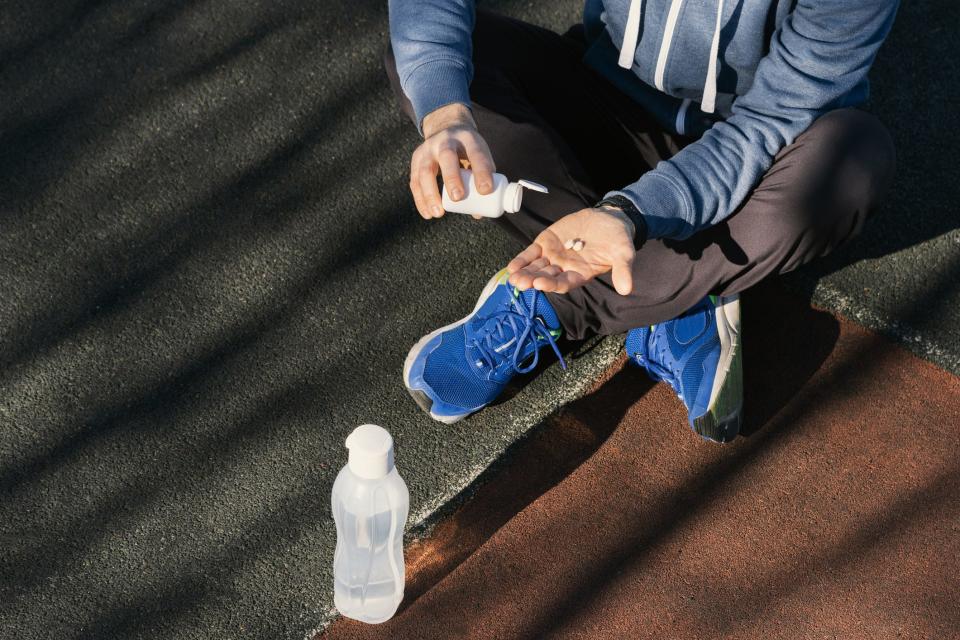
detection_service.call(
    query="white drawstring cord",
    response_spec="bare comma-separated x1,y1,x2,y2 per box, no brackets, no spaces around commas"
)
618,0,644,69
653,0,685,91
620,0,725,114
701,0,725,113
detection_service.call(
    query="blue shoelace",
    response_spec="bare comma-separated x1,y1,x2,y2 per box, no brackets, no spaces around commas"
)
471,289,566,375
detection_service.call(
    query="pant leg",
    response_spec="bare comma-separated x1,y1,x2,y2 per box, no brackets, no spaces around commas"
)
551,108,897,338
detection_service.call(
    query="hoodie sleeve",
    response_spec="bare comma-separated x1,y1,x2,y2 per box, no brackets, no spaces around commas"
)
607,0,900,241
388,0,476,136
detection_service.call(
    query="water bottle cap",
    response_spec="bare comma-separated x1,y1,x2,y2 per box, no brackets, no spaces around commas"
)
345,424,395,479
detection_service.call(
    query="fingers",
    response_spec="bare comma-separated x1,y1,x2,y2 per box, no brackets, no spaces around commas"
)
409,124,498,220
508,269,536,290
531,265,563,292
464,136,496,195
554,270,589,294
510,263,592,294
409,174,429,219
528,269,588,294
507,244,543,276
417,160,443,218
508,258,552,290
611,257,634,296
437,145,465,202
409,149,436,219
409,136,448,219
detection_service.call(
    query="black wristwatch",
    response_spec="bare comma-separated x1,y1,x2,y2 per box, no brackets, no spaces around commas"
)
594,195,647,247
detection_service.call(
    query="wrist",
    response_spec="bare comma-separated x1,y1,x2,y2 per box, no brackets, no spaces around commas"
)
596,205,635,238
422,103,475,138
594,195,647,247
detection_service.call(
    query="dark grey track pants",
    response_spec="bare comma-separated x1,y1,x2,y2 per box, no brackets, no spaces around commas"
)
384,10,896,340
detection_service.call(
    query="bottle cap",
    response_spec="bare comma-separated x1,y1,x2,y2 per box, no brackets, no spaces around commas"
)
345,424,395,479
503,179,549,214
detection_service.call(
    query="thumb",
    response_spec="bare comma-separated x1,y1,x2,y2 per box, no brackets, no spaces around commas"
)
611,257,634,296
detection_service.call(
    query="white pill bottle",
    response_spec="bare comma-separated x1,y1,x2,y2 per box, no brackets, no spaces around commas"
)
332,424,409,624
441,168,548,218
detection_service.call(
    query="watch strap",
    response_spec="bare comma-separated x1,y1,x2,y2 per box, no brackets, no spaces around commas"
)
594,195,647,246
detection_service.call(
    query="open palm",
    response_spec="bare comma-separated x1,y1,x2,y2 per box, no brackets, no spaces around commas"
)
506,207,637,295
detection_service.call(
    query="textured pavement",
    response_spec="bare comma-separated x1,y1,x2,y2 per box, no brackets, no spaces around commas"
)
0,1,957,639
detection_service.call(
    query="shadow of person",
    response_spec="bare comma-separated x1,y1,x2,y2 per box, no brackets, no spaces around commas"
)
739,279,840,436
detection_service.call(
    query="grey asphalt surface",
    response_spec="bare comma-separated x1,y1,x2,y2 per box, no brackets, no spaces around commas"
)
0,1,957,639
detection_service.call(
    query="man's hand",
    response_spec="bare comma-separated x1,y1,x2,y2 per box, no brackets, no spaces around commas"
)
410,103,496,219
507,206,637,295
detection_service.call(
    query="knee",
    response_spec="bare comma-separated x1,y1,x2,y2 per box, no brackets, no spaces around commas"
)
772,109,895,242
810,109,896,212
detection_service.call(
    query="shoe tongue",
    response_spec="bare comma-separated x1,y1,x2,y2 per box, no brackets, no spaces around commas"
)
473,313,520,353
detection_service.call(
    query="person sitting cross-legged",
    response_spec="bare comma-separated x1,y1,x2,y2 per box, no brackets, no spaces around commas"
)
386,0,898,442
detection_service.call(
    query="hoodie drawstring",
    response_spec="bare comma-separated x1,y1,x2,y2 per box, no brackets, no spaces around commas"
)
617,0,643,69
701,0,725,113
618,0,725,114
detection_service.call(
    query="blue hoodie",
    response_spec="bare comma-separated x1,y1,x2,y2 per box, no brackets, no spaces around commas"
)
389,0,899,240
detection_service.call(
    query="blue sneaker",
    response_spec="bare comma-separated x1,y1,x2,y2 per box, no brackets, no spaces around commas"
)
626,294,742,442
403,269,566,423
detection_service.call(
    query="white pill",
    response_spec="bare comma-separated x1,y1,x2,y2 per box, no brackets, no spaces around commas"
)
573,240,585,252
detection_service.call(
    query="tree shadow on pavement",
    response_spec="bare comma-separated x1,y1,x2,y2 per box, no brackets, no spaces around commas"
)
4,1,957,638
739,281,840,436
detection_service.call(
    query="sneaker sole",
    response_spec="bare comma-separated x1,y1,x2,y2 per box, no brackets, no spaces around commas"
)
402,269,510,424
692,295,743,443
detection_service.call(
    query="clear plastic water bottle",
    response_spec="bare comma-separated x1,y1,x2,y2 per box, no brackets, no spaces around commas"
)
332,424,409,624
